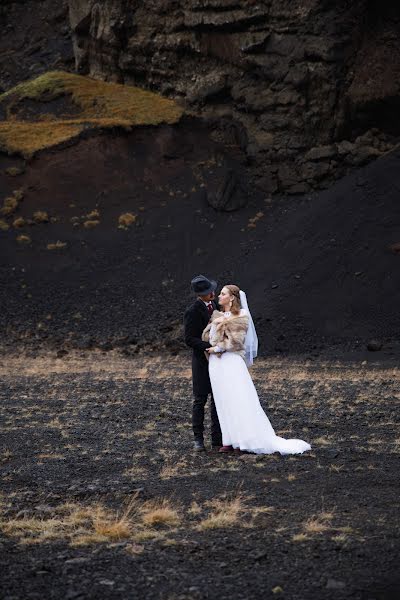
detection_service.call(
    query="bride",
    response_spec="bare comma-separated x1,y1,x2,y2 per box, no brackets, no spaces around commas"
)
202,284,311,455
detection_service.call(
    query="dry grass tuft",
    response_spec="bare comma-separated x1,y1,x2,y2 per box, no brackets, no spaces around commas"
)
37,453,65,460
247,211,265,229
125,543,145,555
0,71,183,157
304,519,330,534
319,511,335,521
1,197,18,216
33,211,49,223
118,213,137,228
83,219,100,229
47,240,67,250
329,464,344,473
313,436,332,447
198,494,247,530
141,499,180,528
336,525,353,534
133,530,161,542
159,460,187,480
5,166,24,176
332,533,348,543
86,209,100,219
0,219,10,231
272,586,284,594
0,497,140,546
0,190,23,216
12,217,26,228
188,501,202,516
252,505,275,516
1,448,13,463
16,234,30,244
92,507,132,541
303,511,333,534
292,533,308,542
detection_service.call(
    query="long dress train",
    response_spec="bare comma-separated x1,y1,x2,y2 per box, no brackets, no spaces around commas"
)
208,313,311,455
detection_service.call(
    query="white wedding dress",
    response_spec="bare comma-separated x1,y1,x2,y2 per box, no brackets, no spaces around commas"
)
209,309,311,455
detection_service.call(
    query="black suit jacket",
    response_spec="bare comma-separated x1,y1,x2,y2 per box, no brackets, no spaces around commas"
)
183,298,218,396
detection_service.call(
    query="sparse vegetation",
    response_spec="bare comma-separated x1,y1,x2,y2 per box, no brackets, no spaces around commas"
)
16,234,30,244
12,217,26,228
272,586,284,594
1,448,13,463
5,166,24,177
0,71,184,157
303,516,331,534
118,212,137,228
1,197,18,217
83,219,100,229
141,499,180,528
47,240,67,250
247,211,265,229
33,211,49,223
86,209,100,219
198,494,247,530
0,354,397,598
0,500,136,546
292,533,309,542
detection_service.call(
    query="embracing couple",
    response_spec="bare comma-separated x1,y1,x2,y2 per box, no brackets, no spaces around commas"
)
184,275,311,455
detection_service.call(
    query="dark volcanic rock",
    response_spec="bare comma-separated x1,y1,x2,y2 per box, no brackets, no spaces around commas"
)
67,0,400,192
367,340,383,352
0,1,73,91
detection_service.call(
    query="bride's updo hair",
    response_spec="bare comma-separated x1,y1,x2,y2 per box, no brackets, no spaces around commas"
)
224,284,241,315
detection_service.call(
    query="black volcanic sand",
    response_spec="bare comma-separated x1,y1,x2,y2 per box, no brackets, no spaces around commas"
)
0,352,399,600
0,124,400,355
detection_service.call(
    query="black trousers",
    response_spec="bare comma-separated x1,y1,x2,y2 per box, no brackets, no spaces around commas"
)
192,393,222,446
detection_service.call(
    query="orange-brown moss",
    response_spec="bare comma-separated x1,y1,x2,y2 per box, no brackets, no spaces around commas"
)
16,234,30,244
12,217,26,228
47,241,67,250
118,213,137,228
33,211,49,224
5,166,24,177
0,189,24,219
0,71,184,157
0,121,84,157
83,219,100,229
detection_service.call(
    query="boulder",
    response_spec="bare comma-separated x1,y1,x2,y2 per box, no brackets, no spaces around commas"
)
305,145,337,161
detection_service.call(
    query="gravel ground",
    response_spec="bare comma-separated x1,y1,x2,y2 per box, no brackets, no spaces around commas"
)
0,352,399,600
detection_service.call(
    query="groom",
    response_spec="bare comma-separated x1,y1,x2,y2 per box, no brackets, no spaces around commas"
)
184,275,222,451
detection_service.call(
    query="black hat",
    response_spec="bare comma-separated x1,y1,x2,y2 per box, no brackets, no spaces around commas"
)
191,274,217,296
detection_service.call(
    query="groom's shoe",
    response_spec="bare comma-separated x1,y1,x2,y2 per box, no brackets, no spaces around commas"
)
193,439,206,452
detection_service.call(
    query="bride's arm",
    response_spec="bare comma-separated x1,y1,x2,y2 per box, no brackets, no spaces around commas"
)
203,322,224,354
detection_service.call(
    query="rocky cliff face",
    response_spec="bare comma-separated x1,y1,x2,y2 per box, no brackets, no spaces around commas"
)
68,0,400,193
0,1,73,92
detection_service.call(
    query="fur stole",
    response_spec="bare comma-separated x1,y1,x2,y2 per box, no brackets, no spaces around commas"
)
202,310,249,356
